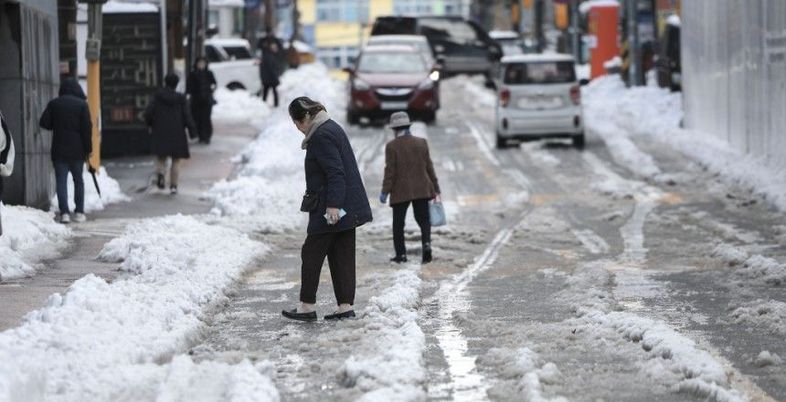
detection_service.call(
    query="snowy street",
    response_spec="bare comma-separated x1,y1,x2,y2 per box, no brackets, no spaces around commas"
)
1,64,785,402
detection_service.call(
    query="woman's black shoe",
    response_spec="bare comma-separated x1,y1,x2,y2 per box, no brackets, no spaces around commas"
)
156,173,165,190
422,244,433,264
281,309,317,322
324,310,356,320
390,255,408,263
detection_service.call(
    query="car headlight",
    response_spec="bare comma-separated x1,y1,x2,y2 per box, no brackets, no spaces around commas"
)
418,79,434,90
429,70,440,81
434,44,445,53
353,78,370,91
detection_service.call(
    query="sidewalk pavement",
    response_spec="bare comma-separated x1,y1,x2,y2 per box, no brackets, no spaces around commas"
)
0,122,259,331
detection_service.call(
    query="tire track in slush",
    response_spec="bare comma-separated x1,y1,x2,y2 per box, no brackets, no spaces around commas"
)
430,211,530,401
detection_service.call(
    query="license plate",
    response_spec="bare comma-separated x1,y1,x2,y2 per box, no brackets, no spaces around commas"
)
517,96,562,110
380,101,408,110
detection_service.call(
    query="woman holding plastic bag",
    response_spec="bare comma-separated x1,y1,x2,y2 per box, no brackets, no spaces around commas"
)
379,111,442,264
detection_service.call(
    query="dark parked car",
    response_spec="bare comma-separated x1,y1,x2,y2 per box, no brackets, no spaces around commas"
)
655,16,681,92
370,15,501,78
345,45,440,125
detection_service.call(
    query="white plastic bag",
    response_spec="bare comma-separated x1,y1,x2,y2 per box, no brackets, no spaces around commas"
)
429,201,446,227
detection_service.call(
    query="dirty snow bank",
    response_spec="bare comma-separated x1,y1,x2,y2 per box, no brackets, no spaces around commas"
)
0,204,71,281
0,214,278,401
213,88,272,126
339,264,426,401
563,261,746,402
207,63,346,233
584,76,786,212
478,348,568,402
50,166,130,213
730,299,786,337
712,244,786,286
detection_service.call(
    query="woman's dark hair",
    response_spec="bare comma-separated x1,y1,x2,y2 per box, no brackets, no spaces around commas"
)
164,73,180,89
193,56,208,69
288,96,326,122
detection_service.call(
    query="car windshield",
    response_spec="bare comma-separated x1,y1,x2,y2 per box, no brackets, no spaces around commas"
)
223,46,252,60
419,18,478,43
358,52,427,73
504,61,576,84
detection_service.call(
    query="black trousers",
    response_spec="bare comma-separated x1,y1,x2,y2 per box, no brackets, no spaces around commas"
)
392,198,431,257
300,228,356,305
262,84,279,107
191,100,213,142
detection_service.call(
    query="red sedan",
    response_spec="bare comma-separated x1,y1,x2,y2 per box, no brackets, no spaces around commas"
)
345,45,440,125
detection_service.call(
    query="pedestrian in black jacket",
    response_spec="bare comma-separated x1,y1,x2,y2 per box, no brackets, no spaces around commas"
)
257,28,283,107
282,96,373,322
186,57,217,144
144,73,197,195
0,111,14,235
39,78,92,224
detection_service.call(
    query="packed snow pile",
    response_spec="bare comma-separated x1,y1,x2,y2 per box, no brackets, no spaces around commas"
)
213,88,272,126
0,214,276,401
338,264,426,401
0,204,71,281
207,63,346,233
584,76,786,212
730,300,786,337
50,166,129,213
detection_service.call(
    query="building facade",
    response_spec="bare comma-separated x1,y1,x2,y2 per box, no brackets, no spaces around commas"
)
0,0,60,208
681,1,786,167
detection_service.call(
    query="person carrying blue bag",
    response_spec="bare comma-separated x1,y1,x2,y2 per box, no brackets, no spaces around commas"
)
380,112,442,264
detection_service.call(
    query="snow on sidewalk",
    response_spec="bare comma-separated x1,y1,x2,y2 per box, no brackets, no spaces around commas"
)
583,76,786,211
50,166,129,214
338,264,426,401
207,63,346,233
0,214,278,401
0,204,71,281
213,88,273,126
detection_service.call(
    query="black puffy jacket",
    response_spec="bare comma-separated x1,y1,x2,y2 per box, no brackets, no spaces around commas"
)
144,88,196,159
39,78,92,162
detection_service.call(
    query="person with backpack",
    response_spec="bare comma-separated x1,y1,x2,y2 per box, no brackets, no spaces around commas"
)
186,56,217,144
380,112,441,264
39,78,92,224
144,73,197,195
0,111,15,236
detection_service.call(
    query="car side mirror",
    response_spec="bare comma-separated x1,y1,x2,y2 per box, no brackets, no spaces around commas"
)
579,78,590,86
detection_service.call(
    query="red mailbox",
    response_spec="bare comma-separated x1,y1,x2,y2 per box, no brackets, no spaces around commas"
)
587,2,620,79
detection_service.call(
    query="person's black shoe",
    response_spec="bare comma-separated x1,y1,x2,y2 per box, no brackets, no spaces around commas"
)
281,309,317,322
390,255,408,264
422,243,433,264
324,310,356,320
156,173,165,190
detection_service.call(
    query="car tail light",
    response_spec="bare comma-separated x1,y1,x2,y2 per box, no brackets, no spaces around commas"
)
500,88,511,107
570,85,581,105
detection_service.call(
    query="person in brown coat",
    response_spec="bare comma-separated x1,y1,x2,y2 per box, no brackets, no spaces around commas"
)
380,112,441,264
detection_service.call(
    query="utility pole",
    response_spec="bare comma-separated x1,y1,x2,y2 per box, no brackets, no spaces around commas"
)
570,0,581,63
627,0,642,86
534,0,545,52
81,0,107,172
264,0,275,32
159,0,168,76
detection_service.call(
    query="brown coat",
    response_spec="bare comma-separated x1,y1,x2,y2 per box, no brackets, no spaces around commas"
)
382,135,440,205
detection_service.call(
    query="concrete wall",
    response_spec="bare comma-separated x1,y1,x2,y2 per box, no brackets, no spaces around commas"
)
0,0,59,208
682,0,786,167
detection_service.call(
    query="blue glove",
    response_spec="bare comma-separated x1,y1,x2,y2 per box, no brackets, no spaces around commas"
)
379,192,388,204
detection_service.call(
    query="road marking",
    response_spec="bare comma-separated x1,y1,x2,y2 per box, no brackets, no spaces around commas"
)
465,120,501,167
431,212,528,401
572,229,611,254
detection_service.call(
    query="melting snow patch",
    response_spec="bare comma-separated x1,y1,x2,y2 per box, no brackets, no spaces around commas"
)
338,264,426,401
0,214,273,401
478,348,568,402
730,300,786,337
0,204,71,281
712,244,786,286
753,351,782,368
213,88,272,126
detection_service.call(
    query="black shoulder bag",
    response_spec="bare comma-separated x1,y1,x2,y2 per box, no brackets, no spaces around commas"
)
300,190,320,212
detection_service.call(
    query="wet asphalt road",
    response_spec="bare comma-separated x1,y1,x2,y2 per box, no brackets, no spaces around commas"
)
192,77,785,402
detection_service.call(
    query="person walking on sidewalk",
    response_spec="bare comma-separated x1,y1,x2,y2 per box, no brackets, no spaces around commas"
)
0,110,14,235
39,78,92,224
144,73,197,195
257,28,283,107
380,112,441,264
186,56,217,144
282,96,372,322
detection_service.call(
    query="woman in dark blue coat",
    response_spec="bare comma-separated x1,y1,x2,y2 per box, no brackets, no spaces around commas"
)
282,97,372,322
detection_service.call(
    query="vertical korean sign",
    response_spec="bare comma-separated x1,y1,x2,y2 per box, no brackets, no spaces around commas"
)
100,9,163,156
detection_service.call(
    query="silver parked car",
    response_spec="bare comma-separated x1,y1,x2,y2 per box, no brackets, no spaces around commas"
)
495,54,586,149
